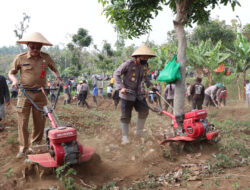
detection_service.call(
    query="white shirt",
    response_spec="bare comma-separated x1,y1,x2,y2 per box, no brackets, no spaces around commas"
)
246,83,250,94
107,86,112,94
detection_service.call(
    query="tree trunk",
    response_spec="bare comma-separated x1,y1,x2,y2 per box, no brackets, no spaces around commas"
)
195,67,203,78
207,71,213,86
236,75,242,100
242,71,246,100
173,0,188,116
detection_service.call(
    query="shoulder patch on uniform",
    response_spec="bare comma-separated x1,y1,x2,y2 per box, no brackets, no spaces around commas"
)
18,52,28,57
40,51,49,56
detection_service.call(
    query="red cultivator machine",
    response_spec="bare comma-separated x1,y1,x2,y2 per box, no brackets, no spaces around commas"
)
159,109,219,144
149,91,220,145
19,85,95,168
125,89,219,145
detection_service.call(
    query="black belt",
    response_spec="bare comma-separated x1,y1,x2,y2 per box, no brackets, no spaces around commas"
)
23,88,42,92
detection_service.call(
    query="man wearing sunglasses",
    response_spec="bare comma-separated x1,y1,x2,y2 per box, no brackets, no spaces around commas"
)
8,32,62,158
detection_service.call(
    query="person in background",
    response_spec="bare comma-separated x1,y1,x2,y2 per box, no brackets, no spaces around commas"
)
107,84,113,99
47,80,51,88
190,77,205,110
156,83,162,95
11,85,18,98
50,82,56,104
0,75,10,131
217,86,227,107
63,84,71,105
92,84,98,107
72,79,77,91
66,78,71,90
80,80,90,108
77,80,83,106
148,84,158,104
164,84,175,113
204,83,223,107
92,74,97,87
245,80,250,108
186,83,192,104
110,75,115,86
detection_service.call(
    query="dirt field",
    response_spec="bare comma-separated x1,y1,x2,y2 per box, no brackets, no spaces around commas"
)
0,96,249,190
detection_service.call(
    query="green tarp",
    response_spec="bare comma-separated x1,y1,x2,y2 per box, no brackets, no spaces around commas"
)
157,55,181,84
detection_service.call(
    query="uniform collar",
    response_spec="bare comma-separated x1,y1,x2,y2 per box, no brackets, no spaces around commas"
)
27,51,42,59
133,59,140,65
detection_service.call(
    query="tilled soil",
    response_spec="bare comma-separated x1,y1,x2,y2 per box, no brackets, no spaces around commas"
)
0,97,249,189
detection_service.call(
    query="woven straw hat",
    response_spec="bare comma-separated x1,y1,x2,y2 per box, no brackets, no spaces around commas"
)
17,32,53,46
131,44,156,57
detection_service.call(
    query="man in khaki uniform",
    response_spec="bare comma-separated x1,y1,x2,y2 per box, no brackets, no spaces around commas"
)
8,32,62,158
114,44,156,144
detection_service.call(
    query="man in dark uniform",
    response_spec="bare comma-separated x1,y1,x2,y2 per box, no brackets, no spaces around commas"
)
80,80,90,108
190,77,205,110
8,32,62,158
114,44,156,144
0,75,10,130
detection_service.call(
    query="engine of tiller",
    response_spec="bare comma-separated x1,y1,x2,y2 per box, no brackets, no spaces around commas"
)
160,109,219,144
45,126,84,166
28,126,94,167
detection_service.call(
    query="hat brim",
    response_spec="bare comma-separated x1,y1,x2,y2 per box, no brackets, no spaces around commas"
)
131,44,156,57
17,40,53,46
131,53,156,58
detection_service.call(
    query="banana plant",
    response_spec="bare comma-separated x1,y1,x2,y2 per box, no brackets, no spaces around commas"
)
149,43,177,72
187,40,230,85
228,33,250,100
187,40,211,77
204,40,231,85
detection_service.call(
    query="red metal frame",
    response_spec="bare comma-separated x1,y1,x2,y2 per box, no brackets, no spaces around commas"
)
160,109,219,144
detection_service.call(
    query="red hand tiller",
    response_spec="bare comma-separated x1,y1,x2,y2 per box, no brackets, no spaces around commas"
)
19,85,95,167
154,92,219,144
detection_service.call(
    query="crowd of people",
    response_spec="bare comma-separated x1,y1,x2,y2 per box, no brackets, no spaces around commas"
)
0,32,249,158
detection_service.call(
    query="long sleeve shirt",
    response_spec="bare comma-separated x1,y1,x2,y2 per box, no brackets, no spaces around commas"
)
205,85,218,100
164,84,175,100
0,75,10,104
113,59,152,101
81,83,89,92
92,87,98,96
77,84,82,94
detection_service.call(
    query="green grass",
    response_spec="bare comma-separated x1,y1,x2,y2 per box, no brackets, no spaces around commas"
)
207,119,250,169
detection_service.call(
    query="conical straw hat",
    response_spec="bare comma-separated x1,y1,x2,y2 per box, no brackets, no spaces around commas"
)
132,44,156,57
17,32,53,46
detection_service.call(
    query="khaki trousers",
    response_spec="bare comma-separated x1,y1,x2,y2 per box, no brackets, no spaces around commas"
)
17,91,47,153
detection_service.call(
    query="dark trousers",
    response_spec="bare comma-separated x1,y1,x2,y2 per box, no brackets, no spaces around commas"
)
164,99,173,112
205,94,215,107
113,90,120,108
50,94,56,103
11,91,18,98
192,98,203,110
121,98,149,124
93,96,97,103
218,98,226,106
79,91,89,108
